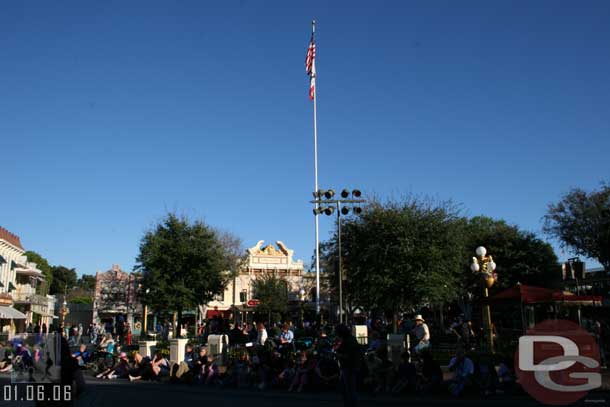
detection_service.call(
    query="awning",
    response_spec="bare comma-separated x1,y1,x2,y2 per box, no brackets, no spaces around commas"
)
551,292,603,306
491,285,604,306
0,306,27,319
206,309,232,319
491,285,556,304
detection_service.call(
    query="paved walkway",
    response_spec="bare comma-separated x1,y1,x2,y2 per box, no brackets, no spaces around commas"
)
2,373,609,406
73,377,547,407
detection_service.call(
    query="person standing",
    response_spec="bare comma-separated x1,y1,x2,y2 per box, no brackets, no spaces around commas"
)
116,314,125,343
89,323,97,344
461,320,475,350
335,324,362,407
126,326,132,346
76,323,83,344
256,323,268,347
162,321,170,341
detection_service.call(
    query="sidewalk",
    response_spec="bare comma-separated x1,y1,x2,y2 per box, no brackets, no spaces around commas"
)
76,378,548,407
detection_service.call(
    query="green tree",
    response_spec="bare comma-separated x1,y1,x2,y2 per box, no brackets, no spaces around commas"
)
320,197,466,325
543,183,610,270
135,213,233,333
251,273,289,323
76,274,97,293
215,229,246,308
24,251,53,295
67,286,94,304
49,266,77,295
463,216,560,292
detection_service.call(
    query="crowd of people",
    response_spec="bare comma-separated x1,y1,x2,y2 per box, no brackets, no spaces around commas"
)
65,315,519,404
10,311,589,405
2,312,606,406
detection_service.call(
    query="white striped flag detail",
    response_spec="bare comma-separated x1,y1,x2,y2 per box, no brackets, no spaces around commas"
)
306,35,316,100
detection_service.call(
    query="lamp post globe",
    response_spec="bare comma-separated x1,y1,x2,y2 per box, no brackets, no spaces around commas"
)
470,262,480,272
476,246,487,257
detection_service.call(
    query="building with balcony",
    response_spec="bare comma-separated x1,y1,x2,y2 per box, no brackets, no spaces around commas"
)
0,226,56,334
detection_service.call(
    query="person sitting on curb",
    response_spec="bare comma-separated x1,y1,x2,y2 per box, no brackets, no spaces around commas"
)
171,344,198,383
203,354,219,386
98,334,115,354
419,349,443,394
256,323,268,347
194,347,208,383
446,348,474,397
312,350,340,390
277,323,294,355
72,344,91,367
151,352,170,380
392,351,417,394
96,352,129,379
130,352,169,381
128,352,153,382
288,351,314,392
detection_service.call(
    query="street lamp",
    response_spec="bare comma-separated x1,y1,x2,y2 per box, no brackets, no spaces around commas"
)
470,246,498,353
299,288,306,327
312,188,366,324
59,299,69,337
139,285,151,338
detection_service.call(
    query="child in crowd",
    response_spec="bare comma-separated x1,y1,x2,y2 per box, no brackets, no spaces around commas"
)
288,351,314,392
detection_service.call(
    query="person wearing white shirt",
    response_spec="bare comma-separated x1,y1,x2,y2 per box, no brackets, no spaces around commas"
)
410,315,431,354
256,323,268,346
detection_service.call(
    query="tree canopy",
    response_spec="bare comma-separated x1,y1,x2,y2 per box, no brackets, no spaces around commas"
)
135,213,233,323
24,251,53,295
543,183,610,270
76,274,97,293
49,266,77,295
319,198,560,318
321,198,465,313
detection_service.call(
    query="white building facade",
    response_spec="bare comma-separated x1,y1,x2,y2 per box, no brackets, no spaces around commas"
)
0,226,56,334
203,241,314,320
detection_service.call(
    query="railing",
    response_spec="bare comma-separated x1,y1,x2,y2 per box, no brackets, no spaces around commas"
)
12,287,36,302
12,291,48,306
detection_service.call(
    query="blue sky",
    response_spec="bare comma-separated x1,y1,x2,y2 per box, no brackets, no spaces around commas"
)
1,1,609,275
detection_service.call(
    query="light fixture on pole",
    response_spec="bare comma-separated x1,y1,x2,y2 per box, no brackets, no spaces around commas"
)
140,286,151,337
470,246,498,353
299,288,306,327
312,188,366,324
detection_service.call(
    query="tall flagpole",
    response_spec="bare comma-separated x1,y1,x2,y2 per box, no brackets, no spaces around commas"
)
312,19,321,316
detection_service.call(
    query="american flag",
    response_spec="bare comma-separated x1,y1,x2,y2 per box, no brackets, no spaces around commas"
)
305,35,316,100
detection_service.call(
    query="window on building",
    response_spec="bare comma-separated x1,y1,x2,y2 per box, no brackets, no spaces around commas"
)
214,291,225,302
